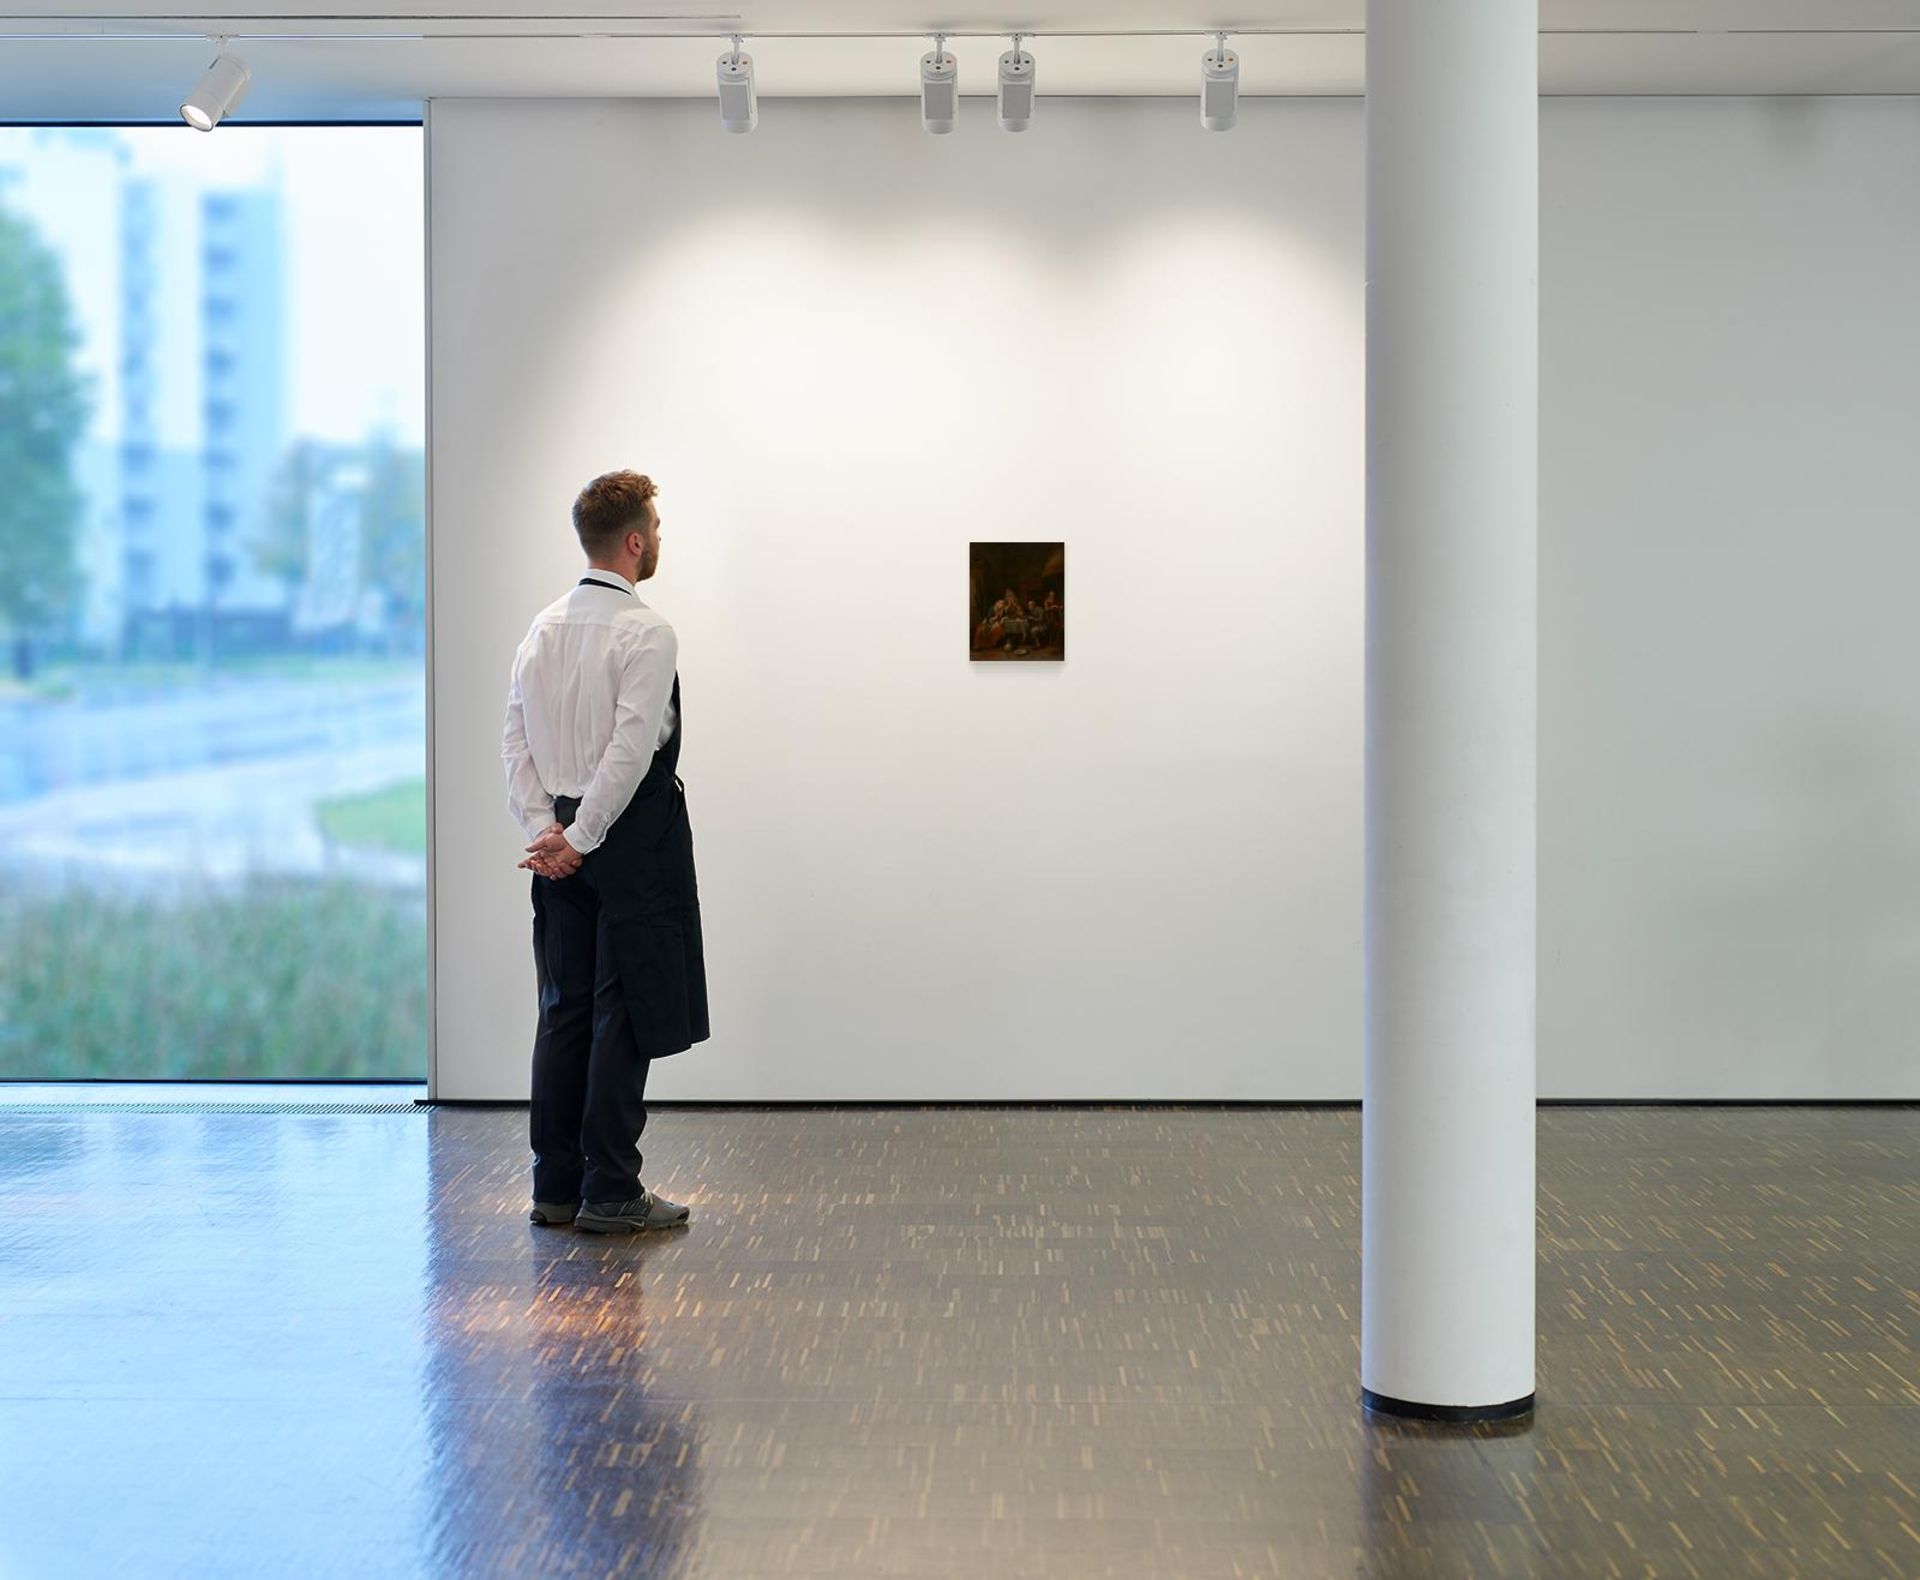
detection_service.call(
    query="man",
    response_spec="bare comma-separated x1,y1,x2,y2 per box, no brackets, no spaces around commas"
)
500,469,710,1234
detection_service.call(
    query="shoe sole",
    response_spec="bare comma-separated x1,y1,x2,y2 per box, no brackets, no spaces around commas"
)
575,1212,691,1234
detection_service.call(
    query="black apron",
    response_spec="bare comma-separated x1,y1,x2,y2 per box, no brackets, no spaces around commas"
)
585,670,711,1059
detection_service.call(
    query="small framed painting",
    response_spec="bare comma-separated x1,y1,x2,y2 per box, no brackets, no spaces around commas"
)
969,542,1065,662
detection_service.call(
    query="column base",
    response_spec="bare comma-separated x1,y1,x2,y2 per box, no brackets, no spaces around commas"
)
1361,1389,1536,1424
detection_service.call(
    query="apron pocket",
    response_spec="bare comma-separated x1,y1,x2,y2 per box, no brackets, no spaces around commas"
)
607,914,697,1057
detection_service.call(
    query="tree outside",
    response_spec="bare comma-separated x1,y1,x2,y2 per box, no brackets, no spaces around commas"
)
0,200,91,680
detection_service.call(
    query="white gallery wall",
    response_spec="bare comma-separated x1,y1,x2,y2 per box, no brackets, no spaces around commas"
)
430,94,1920,1101
429,95,1366,1101
1542,98,1920,1099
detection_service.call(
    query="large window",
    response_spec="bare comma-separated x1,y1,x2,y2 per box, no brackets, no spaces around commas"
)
0,126,425,1079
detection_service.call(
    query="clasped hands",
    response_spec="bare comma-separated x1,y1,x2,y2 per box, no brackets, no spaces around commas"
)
520,822,583,880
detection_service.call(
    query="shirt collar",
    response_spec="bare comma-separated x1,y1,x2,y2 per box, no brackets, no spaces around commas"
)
580,568,636,595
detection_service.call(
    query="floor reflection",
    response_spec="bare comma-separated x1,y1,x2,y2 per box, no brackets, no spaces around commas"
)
2,1099,1912,1578
1357,1412,1541,1577
421,1109,704,1579
0,1106,433,1578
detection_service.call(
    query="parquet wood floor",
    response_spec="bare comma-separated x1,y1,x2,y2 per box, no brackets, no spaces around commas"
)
0,1102,1912,1578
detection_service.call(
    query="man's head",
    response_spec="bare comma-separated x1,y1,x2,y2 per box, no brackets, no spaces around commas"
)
573,470,662,582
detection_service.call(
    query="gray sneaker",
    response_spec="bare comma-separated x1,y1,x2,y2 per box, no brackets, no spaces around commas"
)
529,1201,577,1226
575,1186,691,1233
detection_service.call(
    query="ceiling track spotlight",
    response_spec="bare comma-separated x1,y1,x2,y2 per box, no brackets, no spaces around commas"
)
180,39,250,132
717,32,756,132
1201,31,1238,132
920,33,958,135
998,33,1035,132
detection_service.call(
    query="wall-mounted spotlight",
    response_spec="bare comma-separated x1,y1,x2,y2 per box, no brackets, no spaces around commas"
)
998,35,1035,132
920,35,958,135
180,42,249,131
717,34,756,132
1201,32,1238,131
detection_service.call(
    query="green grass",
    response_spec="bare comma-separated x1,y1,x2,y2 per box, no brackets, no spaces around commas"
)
0,879,428,1079
316,778,428,855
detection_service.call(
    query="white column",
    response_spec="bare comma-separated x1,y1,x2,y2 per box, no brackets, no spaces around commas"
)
1361,0,1539,1420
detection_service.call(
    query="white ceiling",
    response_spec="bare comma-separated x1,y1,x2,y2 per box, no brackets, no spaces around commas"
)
2,0,1919,120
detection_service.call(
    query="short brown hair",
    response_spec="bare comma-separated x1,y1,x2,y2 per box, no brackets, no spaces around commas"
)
572,470,659,559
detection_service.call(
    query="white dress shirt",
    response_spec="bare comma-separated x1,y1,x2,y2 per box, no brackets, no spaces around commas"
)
501,568,679,856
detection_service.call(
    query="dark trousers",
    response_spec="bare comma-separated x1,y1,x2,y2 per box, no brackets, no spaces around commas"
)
529,870,652,1205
